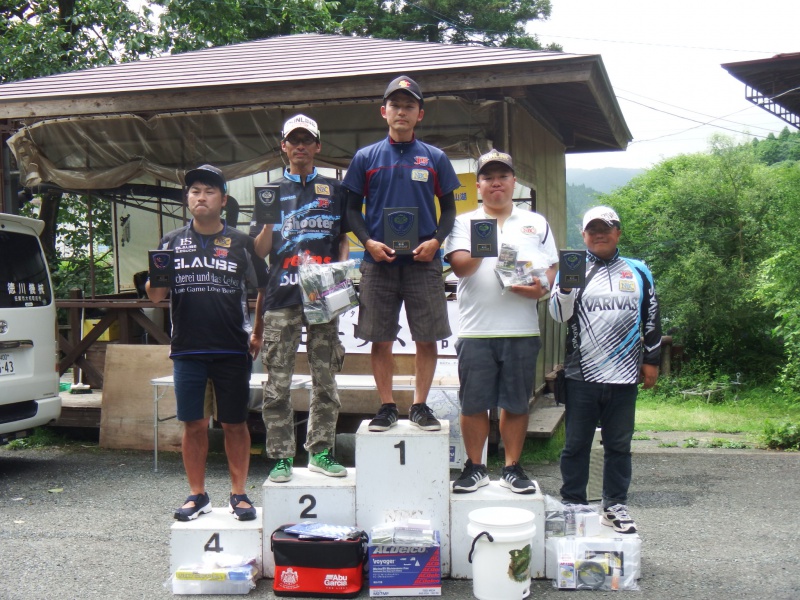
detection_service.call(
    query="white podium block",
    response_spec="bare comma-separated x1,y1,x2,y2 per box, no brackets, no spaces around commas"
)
170,508,263,575
449,481,546,579
261,467,356,578
355,419,451,576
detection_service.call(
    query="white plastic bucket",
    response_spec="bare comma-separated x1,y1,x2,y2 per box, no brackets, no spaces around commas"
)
468,507,536,600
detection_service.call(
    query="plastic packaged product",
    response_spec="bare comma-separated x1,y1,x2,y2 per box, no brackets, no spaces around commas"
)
494,243,552,294
298,257,360,324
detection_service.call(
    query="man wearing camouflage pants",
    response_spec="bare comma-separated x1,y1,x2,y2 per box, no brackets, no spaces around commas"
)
250,114,349,482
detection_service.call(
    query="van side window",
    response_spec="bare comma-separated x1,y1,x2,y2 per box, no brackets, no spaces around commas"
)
0,231,52,308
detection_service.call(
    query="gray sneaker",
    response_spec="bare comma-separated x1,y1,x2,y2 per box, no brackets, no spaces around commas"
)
452,459,489,493
409,403,441,431
500,462,536,494
369,403,399,431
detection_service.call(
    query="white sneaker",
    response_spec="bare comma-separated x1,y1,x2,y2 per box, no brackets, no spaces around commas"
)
602,503,637,534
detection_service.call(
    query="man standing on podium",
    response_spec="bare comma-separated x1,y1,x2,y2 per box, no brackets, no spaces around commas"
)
147,164,267,522
343,75,461,433
250,115,350,484
444,151,558,494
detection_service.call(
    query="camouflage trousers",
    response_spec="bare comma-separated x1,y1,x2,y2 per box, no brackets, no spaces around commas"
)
261,304,344,458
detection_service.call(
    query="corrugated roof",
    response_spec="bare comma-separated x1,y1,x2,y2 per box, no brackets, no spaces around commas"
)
0,34,581,101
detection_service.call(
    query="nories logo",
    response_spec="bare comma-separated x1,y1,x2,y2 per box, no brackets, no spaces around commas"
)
281,207,335,239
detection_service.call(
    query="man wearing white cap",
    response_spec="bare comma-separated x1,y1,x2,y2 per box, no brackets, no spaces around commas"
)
549,205,661,534
250,115,349,483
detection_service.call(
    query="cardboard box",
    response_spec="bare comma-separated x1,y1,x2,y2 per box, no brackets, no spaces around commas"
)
369,532,441,597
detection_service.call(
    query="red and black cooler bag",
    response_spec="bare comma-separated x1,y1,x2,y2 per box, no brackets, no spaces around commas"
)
271,524,368,598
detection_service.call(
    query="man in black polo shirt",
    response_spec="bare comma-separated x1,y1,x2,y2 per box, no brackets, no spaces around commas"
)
147,164,267,522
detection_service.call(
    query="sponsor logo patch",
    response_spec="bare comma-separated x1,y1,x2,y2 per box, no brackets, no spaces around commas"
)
213,236,231,248
619,280,635,292
315,183,331,195
411,169,429,182
521,225,537,235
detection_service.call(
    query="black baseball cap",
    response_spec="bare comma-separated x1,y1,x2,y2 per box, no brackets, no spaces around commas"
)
383,75,423,107
185,164,227,193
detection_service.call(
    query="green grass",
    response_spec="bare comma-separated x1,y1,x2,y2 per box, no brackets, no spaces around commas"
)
635,384,800,434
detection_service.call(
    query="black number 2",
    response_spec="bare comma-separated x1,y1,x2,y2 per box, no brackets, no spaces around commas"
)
394,440,406,465
299,494,317,519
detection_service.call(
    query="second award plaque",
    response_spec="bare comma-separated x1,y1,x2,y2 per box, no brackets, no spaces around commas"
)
253,184,282,224
470,219,498,257
383,207,419,255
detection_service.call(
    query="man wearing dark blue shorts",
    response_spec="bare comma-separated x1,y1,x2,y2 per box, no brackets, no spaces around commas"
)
147,164,267,521
444,151,558,493
343,75,460,432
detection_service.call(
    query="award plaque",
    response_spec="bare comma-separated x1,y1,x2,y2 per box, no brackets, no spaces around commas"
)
559,249,587,289
470,219,498,257
383,207,418,255
253,184,282,224
148,249,174,288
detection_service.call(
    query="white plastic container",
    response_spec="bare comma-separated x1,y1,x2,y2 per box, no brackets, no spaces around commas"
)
467,507,536,600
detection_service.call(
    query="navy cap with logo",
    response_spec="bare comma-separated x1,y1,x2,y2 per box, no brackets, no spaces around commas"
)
383,75,423,107
185,164,227,193
476,150,514,177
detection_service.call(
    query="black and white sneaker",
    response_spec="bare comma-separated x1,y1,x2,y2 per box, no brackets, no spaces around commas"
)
174,492,211,521
500,463,536,494
602,503,637,534
452,459,489,493
369,403,399,431
409,403,441,431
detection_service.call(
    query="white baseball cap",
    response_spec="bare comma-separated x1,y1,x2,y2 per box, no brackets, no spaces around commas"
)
281,114,320,141
582,206,620,231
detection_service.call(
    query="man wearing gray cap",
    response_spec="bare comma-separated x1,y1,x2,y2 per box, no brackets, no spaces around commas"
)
444,150,558,494
549,205,661,533
343,75,461,433
147,164,268,522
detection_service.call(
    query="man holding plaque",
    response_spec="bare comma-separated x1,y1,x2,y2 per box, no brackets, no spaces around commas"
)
146,164,267,522
444,150,558,493
249,115,350,483
343,75,461,432
549,206,661,533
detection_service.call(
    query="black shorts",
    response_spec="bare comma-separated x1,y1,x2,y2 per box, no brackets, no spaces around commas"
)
172,354,252,423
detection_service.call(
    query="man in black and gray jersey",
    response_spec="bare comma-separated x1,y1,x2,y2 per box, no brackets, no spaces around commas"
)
549,205,661,534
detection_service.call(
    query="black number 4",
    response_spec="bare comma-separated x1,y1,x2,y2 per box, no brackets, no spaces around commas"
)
204,532,223,553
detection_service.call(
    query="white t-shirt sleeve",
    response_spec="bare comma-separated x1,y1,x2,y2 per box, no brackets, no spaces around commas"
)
443,214,471,259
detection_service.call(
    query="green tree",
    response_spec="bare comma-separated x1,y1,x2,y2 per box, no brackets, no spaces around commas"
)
0,0,158,84
565,183,600,248
335,0,559,48
604,136,784,378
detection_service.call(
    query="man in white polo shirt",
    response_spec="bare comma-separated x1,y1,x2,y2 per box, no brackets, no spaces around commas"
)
444,150,558,493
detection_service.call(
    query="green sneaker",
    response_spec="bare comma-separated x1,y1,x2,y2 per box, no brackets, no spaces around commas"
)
269,458,293,482
308,448,347,478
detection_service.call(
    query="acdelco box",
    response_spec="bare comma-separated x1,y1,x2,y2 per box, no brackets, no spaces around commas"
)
368,532,441,597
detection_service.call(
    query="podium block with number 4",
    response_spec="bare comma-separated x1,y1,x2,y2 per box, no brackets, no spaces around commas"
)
355,419,451,575
170,508,263,575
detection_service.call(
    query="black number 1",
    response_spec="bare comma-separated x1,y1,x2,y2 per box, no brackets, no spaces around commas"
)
394,440,406,465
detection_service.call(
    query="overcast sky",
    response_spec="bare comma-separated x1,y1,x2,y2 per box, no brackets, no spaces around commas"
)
530,0,797,170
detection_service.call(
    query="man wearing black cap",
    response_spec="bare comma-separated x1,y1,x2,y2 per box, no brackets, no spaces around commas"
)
444,150,558,494
549,205,661,534
343,75,461,433
147,164,268,522
249,115,350,484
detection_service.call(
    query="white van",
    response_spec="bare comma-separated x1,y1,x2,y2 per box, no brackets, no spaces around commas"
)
0,213,61,444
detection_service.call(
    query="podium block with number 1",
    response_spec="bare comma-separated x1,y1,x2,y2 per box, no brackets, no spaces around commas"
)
355,419,451,576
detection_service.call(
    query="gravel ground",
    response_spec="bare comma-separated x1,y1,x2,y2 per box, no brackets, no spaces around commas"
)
1,438,798,600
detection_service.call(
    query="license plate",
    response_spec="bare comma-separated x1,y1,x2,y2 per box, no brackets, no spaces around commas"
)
0,352,16,376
